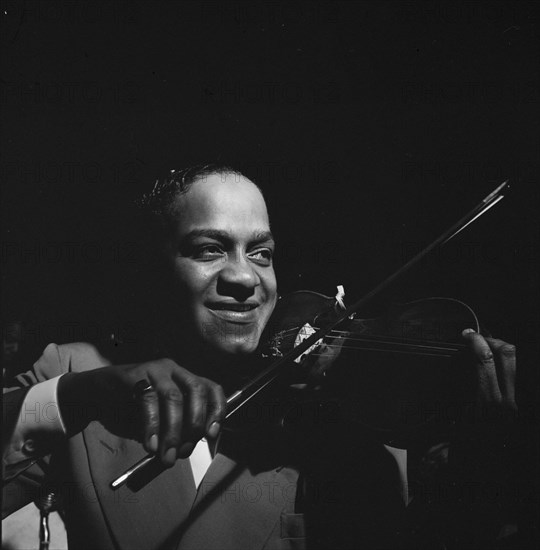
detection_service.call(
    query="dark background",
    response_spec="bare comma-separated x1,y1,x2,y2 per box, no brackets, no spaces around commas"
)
2,0,538,369
1,0,539,543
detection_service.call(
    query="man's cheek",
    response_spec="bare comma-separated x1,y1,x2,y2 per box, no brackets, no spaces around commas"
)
201,322,220,343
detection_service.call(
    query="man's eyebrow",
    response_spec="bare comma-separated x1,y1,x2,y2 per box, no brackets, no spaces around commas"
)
181,229,274,243
252,230,275,244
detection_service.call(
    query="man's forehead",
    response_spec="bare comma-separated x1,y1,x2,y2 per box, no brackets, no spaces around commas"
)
178,174,266,210
172,174,271,233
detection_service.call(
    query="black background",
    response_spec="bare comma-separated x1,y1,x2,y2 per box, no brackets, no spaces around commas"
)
2,0,538,369
1,0,539,543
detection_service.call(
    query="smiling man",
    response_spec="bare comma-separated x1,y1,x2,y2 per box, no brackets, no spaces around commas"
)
3,164,520,550
2,165,291,550
164,170,277,359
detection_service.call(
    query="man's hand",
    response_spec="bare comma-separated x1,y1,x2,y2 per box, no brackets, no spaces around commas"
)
408,330,520,547
415,329,518,479
58,359,226,467
461,328,517,430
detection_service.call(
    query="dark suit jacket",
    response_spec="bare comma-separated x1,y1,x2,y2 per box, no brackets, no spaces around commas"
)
3,343,407,550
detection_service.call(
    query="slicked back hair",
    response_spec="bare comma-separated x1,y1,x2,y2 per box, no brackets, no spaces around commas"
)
133,163,248,248
139,163,244,224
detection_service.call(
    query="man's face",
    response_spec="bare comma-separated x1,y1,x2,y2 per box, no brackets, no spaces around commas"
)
166,173,277,357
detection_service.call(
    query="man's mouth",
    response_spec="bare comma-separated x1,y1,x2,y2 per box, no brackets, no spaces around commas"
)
208,302,258,311
207,302,260,322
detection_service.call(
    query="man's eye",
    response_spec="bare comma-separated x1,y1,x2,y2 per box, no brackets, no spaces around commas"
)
194,245,224,260
249,248,273,265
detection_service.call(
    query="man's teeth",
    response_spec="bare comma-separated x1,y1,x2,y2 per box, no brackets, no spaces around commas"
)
214,304,255,311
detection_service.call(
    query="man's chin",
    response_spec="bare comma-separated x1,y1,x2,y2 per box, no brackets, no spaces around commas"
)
208,327,260,357
212,339,259,357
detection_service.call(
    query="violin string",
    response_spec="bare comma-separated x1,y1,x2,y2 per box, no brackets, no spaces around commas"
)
273,325,469,347
272,327,467,352
305,342,459,356
326,334,466,352
272,339,462,355
305,346,455,358
329,328,465,340
323,342,461,356
326,334,467,349
273,333,463,356
293,338,462,354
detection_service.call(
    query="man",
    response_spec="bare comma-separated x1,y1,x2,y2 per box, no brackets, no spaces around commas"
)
3,164,518,549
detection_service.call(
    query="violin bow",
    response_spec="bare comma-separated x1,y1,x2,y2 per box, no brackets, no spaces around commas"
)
111,180,508,489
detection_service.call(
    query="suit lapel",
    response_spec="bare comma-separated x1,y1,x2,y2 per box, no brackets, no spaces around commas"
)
82,424,299,550
190,450,242,513
175,433,300,550
82,421,197,550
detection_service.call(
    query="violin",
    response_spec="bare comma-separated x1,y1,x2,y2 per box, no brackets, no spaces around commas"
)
111,181,508,489
240,291,480,443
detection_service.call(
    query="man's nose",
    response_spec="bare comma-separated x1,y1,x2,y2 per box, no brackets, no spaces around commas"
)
218,256,259,297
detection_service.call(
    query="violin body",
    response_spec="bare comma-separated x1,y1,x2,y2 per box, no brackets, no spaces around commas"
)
258,291,481,448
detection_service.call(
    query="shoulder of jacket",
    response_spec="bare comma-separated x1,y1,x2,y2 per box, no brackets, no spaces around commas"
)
55,342,112,373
